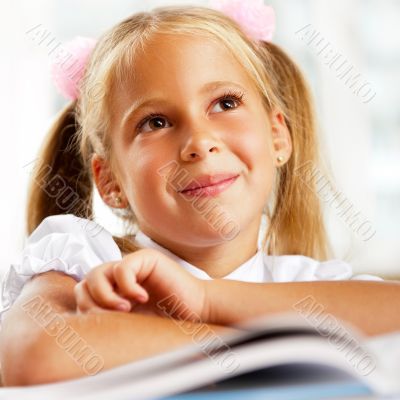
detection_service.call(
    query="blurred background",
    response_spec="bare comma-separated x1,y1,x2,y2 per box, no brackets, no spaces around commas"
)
0,0,399,282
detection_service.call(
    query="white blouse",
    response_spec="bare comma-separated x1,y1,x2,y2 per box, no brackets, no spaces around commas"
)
0,214,383,323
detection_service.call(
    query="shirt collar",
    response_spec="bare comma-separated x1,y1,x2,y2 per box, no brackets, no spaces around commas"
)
133,229,265,282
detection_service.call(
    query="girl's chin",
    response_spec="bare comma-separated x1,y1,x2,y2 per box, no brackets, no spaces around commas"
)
173,212,243,242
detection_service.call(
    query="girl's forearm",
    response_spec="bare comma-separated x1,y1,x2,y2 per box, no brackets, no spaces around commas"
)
19,311,237,386
204,280,400,337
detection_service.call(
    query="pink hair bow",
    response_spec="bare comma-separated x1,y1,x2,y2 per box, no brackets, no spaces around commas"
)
208,0,276,42
51,36,97,100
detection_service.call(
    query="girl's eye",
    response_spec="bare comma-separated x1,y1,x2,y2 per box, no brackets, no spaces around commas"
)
135,89,245,134
136,113,171,134
211,90,245,113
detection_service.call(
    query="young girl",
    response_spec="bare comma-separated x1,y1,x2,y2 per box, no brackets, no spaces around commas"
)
1,1,399,386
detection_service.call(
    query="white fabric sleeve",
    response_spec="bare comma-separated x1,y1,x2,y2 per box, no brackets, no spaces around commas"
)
264,254,384,282
0,214,122,322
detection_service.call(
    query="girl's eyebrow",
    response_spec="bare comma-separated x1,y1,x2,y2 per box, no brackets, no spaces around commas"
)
119,80,246,129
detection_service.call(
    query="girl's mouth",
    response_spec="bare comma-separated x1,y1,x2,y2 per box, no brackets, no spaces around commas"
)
179,175,239,197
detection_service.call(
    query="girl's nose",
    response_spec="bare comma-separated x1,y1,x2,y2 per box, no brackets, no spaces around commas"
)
181,144,219,161
180,129,222,162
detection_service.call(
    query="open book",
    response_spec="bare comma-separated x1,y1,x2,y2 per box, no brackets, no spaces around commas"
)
1,310,399,400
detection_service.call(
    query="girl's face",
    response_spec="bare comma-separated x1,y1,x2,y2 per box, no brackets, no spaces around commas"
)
93,33,291,251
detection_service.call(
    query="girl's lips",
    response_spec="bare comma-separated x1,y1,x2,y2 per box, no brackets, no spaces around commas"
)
179,175,239,197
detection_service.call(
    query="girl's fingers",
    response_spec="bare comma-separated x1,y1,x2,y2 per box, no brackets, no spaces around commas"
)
74,280,105,314
85,263,131,311
113,261,149,303
112,248,162,302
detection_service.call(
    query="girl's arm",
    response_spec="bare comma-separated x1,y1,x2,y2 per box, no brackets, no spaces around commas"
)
0,271,236,386
204,279,400,337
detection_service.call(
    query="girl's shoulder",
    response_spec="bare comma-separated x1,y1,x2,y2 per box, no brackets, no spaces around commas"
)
24,213,122,262
0,214,123,321
262,253,383,282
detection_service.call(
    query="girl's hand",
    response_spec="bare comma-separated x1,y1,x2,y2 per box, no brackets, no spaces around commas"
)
73,248,208,322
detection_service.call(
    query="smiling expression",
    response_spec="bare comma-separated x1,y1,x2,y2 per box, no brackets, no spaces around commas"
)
92,33,291,248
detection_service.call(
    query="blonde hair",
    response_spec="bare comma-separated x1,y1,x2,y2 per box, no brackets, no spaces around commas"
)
27,5,331,259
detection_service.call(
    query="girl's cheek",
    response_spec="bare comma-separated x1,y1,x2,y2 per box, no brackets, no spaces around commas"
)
234,129,270,170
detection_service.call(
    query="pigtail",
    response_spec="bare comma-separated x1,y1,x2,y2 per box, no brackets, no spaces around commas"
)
26,101,93,235
112,236,141,255
26,100,141,254
260,42,331,260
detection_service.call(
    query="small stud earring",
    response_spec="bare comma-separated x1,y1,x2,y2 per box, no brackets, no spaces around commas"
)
277,155,284,163
112,193,122,206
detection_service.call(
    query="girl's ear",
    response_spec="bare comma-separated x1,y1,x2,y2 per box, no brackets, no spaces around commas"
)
269,108,292,167
91,153,129,209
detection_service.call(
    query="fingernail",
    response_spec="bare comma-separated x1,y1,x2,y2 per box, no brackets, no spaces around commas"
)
116,303,130,311
136,285,148,298
137,294,148,302
138,290,148,302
